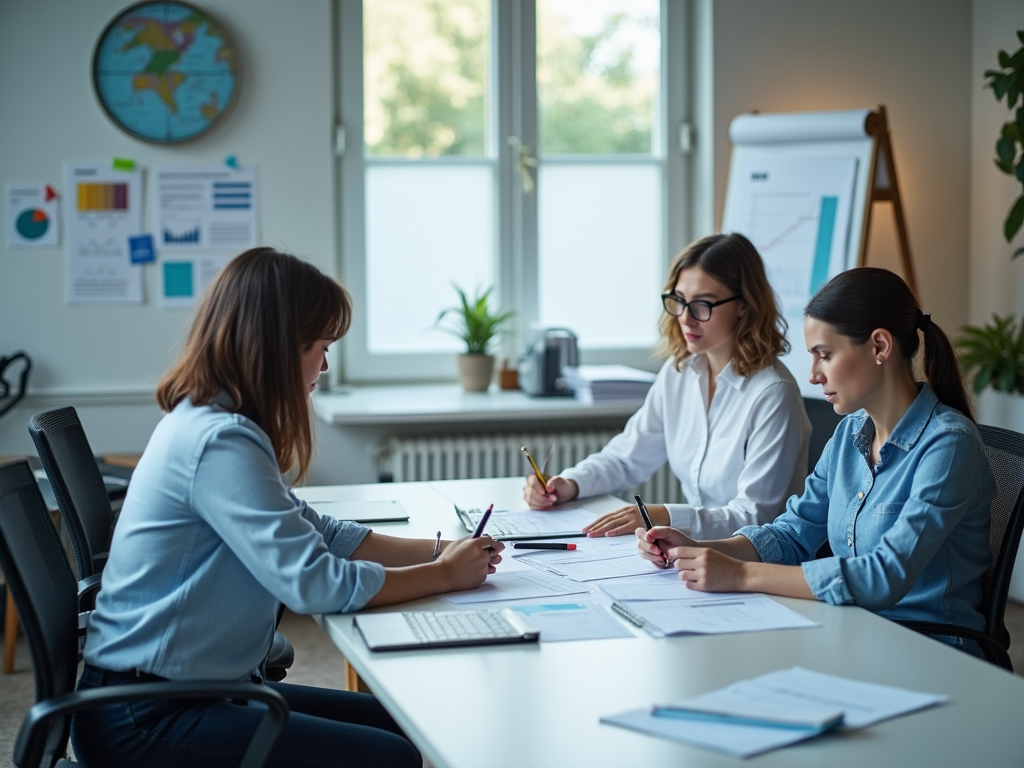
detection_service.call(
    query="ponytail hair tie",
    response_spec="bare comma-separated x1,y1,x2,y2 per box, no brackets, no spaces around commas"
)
916,310,932,331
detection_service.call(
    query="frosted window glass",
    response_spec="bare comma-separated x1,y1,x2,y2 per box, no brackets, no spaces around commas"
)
538,163,661,348
366,164,495,354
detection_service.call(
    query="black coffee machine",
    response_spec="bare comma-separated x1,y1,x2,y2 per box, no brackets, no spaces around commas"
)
519,328,577,396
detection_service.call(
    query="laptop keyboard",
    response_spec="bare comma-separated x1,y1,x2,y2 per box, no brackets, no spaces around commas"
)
404,610,521,643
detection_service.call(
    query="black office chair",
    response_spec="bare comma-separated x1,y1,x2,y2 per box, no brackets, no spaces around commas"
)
895,424,1024,670
0,460,288,768
27,406,294,680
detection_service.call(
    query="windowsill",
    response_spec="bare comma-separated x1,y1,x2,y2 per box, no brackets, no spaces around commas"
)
311,383,644,426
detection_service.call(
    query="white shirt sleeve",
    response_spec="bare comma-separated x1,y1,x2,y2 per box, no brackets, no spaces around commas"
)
665,379,808,540
561,365,671,499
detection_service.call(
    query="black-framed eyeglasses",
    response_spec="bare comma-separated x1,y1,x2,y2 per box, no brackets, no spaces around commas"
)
661,293,741,322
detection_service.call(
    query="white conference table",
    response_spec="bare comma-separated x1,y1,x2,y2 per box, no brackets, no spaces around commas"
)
310,477,1024,768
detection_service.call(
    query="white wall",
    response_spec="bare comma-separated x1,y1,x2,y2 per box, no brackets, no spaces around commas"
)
709,0,973,338
0,0,336,456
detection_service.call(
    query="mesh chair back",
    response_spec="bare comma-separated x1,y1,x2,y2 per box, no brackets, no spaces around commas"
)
28,407,113,581
976,424,1024,650
0,461,80,768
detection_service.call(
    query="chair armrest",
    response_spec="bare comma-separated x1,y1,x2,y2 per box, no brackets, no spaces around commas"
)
894,620,1011,670
15,681,288,768
77,573,102,612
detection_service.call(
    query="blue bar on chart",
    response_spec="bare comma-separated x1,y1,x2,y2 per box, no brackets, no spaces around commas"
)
212,181,252,209
163,226,200,244
810,196,837,294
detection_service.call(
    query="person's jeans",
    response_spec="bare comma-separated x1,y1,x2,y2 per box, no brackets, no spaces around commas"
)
71,664,421,768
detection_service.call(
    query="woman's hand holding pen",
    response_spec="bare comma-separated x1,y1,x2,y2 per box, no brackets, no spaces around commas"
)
636,525,693,569
637,527,749,591
523,474,578,509
435,535,505,592
584,503,670,537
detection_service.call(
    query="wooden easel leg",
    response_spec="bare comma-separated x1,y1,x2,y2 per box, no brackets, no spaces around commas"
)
3,589,18,674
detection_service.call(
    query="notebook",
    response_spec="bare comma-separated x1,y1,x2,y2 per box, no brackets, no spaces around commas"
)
454,504,595,540
303,499,410,523
355,609,540,651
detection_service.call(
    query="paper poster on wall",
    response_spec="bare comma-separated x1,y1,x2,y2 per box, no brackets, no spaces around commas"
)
154,166,258,252
159,254,232,310
722,155,858,397
7,183,60,249
64,163,143,304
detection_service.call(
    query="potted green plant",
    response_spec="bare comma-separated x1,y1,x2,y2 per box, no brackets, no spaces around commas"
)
957,314,1024,396
436,285,515,392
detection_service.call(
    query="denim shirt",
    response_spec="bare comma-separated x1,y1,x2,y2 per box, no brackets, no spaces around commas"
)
84,396,386,681
737,384,994,633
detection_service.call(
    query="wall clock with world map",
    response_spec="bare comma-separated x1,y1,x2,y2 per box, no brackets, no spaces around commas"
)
92,1,240,144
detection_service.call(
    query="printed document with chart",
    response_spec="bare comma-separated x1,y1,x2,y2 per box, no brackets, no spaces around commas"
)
64,163,143,304
722,154,857,397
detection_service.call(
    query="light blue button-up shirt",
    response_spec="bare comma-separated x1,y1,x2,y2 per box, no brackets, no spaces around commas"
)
738,384,994,634
84,396,386,681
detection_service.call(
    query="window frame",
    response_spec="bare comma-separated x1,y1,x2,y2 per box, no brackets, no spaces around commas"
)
335,0,692,383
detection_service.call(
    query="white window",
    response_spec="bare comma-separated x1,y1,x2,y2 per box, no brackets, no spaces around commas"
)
337,0,691,381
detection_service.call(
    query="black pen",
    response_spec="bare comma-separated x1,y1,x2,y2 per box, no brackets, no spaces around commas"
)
635,493,669,568
472,503,494,538
511,542,577,550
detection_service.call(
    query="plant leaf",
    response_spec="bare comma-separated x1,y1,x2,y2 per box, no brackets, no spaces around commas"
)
997,134,1016,173
1013,245,1024,260
1005,195,1024,242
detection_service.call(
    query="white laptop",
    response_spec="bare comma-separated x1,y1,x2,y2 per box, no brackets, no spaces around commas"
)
355,609,540,651
454,504,595,540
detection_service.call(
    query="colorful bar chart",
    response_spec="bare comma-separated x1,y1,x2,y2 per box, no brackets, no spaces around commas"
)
77,182,129,211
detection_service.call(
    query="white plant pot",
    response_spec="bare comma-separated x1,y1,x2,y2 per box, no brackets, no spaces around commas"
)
457,354,494,392
977,389,1024,604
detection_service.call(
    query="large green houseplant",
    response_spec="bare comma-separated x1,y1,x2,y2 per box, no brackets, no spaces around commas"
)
436,285,515,391
985,30,1024,258
958,32,1024,400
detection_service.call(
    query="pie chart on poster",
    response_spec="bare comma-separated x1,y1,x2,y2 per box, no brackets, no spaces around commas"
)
16,208,49,240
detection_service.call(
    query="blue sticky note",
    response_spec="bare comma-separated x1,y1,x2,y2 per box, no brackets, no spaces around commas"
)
163,261,194,298
128,234,155,264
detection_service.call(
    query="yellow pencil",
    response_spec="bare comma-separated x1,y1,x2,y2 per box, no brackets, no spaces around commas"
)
521,446,547,486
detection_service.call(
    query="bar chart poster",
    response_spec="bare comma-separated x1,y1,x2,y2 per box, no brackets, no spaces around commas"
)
64,163,143,304
722,155,858,397
154,166,258,252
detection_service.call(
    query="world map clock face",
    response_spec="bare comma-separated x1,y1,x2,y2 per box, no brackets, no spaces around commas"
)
92,1,240,144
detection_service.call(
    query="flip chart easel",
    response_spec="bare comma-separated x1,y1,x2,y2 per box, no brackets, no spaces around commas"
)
720,106,917,398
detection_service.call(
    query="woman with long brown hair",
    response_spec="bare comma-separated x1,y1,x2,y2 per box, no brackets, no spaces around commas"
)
637,268,995,655
524,233,811,540
71,248,503,767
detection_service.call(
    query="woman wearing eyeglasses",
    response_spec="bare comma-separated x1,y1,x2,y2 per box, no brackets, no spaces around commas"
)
636,268,994,654
523,232,811,541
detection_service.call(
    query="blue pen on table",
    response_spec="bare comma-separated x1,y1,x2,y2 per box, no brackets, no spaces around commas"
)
634,493,670,568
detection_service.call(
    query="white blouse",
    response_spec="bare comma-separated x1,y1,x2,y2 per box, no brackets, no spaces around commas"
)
562,354,811,540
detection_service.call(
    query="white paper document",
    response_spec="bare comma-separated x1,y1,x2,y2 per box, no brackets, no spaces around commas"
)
515,538,662,581
513,601,636,642
611,596,818,637
598,571,749,602
65,163,143,304
441,571,589,605
7,183,59,248
155,166,258,251
601,666,947,758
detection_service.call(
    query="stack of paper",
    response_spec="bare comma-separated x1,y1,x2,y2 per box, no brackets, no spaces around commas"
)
561,365,657,404
601,667,948,758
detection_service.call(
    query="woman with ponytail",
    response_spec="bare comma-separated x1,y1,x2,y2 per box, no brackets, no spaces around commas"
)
636,268,995,655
